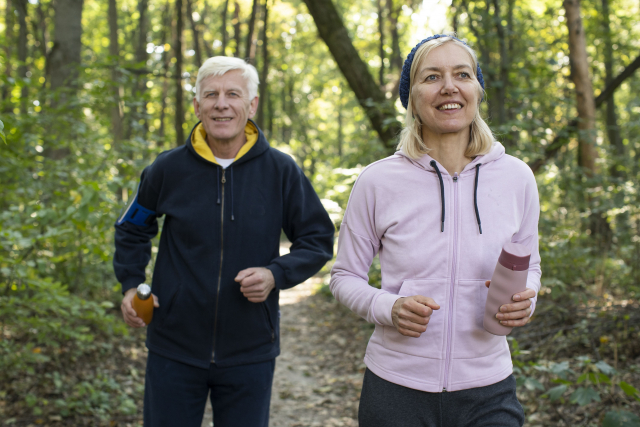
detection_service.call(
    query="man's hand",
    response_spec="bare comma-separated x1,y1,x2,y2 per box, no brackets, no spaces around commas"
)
391,296,440,338
235,267,275,303
121,287,159,328
485,281,535,328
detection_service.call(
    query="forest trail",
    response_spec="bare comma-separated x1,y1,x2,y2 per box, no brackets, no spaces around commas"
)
201,278,367,427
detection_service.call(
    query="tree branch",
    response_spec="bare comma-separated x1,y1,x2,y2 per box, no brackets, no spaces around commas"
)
301,0,401,151
528,54,640,173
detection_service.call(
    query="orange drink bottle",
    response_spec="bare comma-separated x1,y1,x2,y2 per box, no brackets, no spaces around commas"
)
132,283,154,325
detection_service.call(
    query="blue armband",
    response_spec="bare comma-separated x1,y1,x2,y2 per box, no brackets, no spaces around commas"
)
117,190,156,226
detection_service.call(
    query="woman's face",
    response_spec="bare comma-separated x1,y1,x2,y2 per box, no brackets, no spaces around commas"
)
412,42,480,142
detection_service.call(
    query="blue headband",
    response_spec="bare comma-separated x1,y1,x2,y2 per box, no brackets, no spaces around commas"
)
399,35,485,110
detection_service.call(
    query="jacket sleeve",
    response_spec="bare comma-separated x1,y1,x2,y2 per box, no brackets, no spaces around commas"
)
329,170,401,327
265,168,335,290
113,167,161,294
512,168,541,316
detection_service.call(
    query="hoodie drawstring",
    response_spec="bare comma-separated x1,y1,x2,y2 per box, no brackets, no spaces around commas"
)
430,160,446,232
430,160,483,235
474,164,482,234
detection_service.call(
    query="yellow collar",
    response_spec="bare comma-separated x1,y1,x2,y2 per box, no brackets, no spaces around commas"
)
191,121,259,165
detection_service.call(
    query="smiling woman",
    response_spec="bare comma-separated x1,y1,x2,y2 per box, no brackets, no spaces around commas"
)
330,35,542,427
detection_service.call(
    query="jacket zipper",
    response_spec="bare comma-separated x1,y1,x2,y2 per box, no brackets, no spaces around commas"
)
443,173,459,391
211,169,226,360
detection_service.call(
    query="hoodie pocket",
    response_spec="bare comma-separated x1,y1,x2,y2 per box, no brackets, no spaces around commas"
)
452,279,504,358
261,302,276,343
157,284,182,329
382,279,447,358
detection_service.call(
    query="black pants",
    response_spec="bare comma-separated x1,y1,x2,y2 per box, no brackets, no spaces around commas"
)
143,351,275,427
359,369,524,427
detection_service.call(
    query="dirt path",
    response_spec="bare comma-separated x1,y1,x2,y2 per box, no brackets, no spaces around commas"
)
201,279,369,427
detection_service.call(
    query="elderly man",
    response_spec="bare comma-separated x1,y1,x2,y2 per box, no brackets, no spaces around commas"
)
113,57,334,427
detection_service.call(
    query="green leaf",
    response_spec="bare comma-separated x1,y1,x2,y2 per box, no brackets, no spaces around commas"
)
602,410,640,427
0,119,5,144
619,382,640,400
570,387,601,406
524,377,545,391
546,384,568,401
598,373,611,385
595,361,616,376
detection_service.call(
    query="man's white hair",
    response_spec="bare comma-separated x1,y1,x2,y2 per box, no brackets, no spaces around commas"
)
195,56,259,102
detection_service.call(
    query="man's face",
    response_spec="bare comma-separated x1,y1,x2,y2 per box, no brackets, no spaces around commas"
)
193,70,259,147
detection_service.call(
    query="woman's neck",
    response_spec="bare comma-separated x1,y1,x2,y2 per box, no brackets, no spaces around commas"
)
423,132,472,176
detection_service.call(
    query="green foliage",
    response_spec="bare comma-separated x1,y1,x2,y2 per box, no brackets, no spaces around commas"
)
512,335,640,423
0,118,5,144
602,410,640,427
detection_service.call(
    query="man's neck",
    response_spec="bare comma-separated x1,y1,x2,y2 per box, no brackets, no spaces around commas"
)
207,134,247,159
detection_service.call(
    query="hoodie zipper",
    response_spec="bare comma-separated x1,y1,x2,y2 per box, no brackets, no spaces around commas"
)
211,169,226,360
443,173,459,391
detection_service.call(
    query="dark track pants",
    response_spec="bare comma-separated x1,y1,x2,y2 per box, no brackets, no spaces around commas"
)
143,351,275,427
359,369,524,427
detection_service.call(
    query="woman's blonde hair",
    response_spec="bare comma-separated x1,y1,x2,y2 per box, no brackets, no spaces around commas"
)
396,37,494,159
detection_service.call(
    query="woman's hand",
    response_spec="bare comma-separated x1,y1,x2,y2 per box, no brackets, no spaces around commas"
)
485,281,535,327
391,296,440,337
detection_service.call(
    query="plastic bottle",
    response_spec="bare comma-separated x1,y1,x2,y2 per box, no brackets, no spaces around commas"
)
132,283,154,325
483,242,530,336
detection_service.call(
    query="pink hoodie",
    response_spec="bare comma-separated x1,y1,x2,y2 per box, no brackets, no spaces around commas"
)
330,141,541,392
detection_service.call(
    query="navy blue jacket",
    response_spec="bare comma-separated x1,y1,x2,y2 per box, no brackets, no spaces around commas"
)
113,121,334,368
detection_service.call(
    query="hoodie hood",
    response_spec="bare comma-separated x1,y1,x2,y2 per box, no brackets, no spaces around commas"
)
396,140,506,176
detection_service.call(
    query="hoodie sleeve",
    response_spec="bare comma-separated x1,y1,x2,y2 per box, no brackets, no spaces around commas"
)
266,168,335,290
330,169,401,327
113,167,161,294
512,167,541,316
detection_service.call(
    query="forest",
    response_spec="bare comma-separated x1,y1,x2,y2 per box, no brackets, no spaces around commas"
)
1,0,639,425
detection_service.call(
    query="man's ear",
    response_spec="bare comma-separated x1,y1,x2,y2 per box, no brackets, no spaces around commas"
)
248,96,259,119
193,97,201,119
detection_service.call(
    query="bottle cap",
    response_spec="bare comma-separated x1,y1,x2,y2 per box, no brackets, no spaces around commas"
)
137,283,152,300
498,242,530,271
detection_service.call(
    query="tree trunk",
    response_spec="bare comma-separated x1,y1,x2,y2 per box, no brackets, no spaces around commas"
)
601,0,624,177
32,2,48,59
49,0,84,100
376,0,384,87
233,1,241,57
386,0,402,72
301,0,401,151
564,0,598,174
337,84,343,158
201,0,213,58
16,0,28,115
186,0,203,66
221,0,229,55
174,0,185,145
257,0,268,129
2,0,13,111
564,0,609,244
159,1,172,141
491,0,508,127
244,0,258,63
135,0,149,134
108,0,123,146
451,0,460,35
